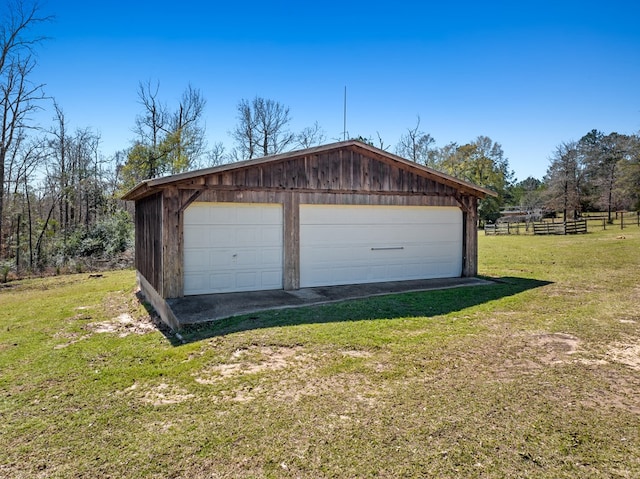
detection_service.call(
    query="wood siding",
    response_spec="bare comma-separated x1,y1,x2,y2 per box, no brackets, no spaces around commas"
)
170,149,460,197
196,190,459,207
135,192,162,292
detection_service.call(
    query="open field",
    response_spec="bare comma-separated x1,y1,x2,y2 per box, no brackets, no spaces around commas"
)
1,228,639,478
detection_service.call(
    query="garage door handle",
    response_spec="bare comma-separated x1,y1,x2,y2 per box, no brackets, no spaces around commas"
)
371,247,404,251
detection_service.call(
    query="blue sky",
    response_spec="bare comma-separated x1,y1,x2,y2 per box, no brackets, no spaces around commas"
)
31,0,640,181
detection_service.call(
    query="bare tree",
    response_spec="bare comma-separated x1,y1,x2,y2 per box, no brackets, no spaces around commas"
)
47,102,68,229
296,121,326,149
231,97,293,160
395,116,435,166
254,97,293,157
124,81,208,185
230,98,256,161
0,0,50,257
6,135,44,270
132,80,168,179
134,80,167,149
202,141,226,167
375,132,388,151
167,84,207,173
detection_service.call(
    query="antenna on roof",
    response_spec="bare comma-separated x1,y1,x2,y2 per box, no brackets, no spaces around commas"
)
343,86,347,141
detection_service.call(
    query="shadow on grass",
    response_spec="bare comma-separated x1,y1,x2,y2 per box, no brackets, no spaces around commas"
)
165,276,551,346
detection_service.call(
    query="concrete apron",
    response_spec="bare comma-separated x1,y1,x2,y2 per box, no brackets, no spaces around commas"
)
166,277,493,327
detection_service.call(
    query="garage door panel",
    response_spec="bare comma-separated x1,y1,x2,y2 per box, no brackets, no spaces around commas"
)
211,273,234,290
209,228,233,244
235,249,258,266
300,205,462,287
232,226,259,245
259,247,283,267
185,205,211,224
183,203,283,295
303,224,459,246
260,270,283,288
302,205,459,225
184,249,211,271
236,271,259,288
184,273,208,295
184,225,212,248
262,227,282,241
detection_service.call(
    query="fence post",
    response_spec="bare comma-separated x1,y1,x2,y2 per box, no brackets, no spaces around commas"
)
621,211,624,230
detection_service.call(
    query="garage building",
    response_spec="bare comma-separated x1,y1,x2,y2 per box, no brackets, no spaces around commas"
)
123,140,496,329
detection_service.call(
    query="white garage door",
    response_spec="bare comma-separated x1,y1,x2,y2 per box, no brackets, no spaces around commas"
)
300,205,462,288
183,203,283,295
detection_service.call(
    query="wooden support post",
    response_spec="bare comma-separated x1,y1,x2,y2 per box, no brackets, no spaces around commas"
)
460,195,478,277
283,192,300,290
162,186,184,298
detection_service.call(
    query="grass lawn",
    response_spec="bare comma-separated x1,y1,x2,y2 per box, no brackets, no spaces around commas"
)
1,228,639,478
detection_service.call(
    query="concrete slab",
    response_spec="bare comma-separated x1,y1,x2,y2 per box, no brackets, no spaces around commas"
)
167,277,493,326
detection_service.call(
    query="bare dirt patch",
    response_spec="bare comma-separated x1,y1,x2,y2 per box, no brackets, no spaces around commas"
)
340,349,373,358
485,331,583,379
606,341,640,371
463,328,640,418
273,373,382,406
82,289,162,337
193,345,384,405
490,331,640,373
117,382,195,406
194,345,310,384
87,313,156,337
530,332,580,364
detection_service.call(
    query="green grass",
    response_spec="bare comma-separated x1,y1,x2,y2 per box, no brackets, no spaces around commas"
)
1,228,639,478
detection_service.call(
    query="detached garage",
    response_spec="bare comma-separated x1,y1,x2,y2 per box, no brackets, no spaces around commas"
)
123,140,496,329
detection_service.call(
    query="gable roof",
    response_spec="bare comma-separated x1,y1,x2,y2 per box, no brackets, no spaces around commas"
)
122,140,497,201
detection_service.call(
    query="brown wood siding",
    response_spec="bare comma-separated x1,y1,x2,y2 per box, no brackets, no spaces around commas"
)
196,189,459,208
135,192,162,292
170,150,460,197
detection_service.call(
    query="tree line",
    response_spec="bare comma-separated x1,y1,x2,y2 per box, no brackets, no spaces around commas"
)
1,2,639,279
393,118,640,224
